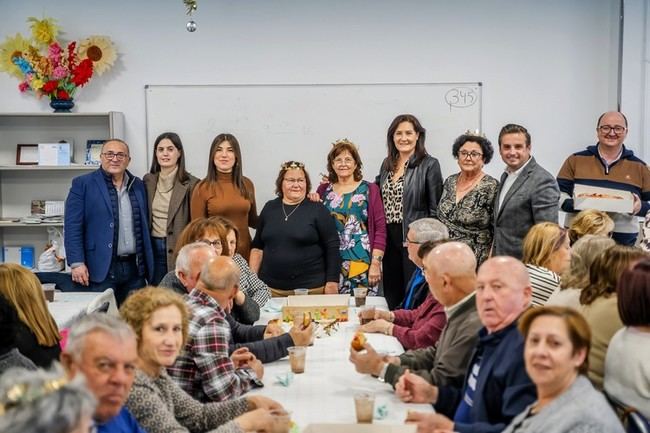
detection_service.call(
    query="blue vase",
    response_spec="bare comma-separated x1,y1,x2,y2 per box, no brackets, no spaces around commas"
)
49,98,75,113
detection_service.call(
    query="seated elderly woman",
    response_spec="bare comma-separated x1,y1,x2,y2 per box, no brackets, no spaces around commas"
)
0,263,60,367
121,286,290,433
161,217,260,325
0,365,95,433
501,306,624,433
213,216,271,308
579,245,647,389
522,222,571,306
605,260,650,419
546,235,616,309
567,208,614,245
250,161,340,295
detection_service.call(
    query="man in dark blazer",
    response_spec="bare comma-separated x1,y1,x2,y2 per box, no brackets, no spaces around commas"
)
492,124,560,259
64,139,153,305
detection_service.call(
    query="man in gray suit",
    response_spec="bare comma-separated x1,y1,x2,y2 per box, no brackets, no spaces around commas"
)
492,124,559,259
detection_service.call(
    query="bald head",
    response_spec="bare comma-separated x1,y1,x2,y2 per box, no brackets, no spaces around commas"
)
424,242,477,306
476,256,532,333
199,256,240,292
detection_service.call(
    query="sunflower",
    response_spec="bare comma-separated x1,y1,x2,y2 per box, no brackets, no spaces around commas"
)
0,33,31,78
27,16,59,45
77,35,117,75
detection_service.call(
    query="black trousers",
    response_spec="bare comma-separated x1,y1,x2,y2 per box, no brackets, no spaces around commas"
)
382,223,416,310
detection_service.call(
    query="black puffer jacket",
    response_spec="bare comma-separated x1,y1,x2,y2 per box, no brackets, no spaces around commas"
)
377,154,443,237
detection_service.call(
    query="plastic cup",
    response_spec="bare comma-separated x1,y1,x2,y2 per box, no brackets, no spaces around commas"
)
353,287,368,307
294,288,309,295
360,305,376,325
42,283,56,302
354,392,375,423
287,346,306,374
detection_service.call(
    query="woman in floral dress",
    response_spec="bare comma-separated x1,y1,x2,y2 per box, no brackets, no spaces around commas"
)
438,132,498,265
317,139,386,294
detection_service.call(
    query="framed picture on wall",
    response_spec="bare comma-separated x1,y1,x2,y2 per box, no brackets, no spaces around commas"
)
16,144,39,165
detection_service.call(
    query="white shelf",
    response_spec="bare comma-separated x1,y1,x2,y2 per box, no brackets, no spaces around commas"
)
0,222,63,227
0,165,97,171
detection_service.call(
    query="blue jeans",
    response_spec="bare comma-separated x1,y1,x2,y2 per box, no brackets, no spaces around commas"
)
151,237,168,286
87,256,146,306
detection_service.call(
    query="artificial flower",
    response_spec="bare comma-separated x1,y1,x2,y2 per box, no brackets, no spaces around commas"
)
0,33,31,78
18,81,29,92
52,65,67,79
57,89,70,100
42,80,58,93
71,58,93,86
77,35,116,75
27,16,59,45
31,78,44,90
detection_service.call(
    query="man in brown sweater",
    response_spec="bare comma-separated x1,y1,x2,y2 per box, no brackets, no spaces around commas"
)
349,241,481,389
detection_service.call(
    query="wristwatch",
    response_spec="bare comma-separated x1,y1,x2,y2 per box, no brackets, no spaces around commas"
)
372,255,383,263
377,362,389,383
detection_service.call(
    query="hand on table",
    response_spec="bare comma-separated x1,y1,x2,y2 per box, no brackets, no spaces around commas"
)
395,369,438,403
348,342,385,376
264,322,284,339
360,318,392,335
324,282,339,294
405,410,454,433
246,395,284,411
230,347,255,368
71,264,89,286
235,408,290,433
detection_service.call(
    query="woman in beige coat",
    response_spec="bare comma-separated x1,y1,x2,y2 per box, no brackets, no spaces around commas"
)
144,132,199,285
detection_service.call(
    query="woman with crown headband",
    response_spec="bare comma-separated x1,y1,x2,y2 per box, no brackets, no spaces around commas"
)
437,132,498,265
250,161,340,296
315,139,386,295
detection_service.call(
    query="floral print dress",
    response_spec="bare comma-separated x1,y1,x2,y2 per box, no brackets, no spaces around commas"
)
322,182,374,294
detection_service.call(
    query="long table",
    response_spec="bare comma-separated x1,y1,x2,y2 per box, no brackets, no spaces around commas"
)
250,296,433,429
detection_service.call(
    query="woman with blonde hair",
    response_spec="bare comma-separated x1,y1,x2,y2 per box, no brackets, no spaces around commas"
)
568,209,614,244
121,287,288,433
579,245,647,389
522,222,572,306
547,235,616,309
0,263,60,367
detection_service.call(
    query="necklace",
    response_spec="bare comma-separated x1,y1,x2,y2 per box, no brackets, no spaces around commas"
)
282,200,303,221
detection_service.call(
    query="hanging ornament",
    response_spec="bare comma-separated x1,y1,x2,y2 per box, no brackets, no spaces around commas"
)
186,20,197,32
183,0,198,32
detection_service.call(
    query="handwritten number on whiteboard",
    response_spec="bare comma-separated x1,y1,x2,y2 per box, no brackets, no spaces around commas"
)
445,87,477,110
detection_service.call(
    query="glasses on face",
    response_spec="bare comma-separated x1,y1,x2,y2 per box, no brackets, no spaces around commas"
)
102,152,128,161
459,150,483,160
402,238,422,247
333,157,355,165
284,178,306,185
200,239,221,248
598,125,627,135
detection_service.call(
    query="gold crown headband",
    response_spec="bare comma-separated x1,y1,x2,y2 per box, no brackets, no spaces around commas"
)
331,138,357,148
464,129,487,138
281,161,305,170
0,376,68,416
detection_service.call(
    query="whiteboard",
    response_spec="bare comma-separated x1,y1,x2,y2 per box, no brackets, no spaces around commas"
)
145,83,482,205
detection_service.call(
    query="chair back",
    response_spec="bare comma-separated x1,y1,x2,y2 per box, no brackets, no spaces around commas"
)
605,390,650,433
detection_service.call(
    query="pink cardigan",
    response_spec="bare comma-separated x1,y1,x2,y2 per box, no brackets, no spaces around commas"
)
392,293,446,350
316,180,387,252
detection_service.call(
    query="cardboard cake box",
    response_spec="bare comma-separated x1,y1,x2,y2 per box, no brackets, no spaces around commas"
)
573,184,634,214
281,294,349,322
304,424,416,433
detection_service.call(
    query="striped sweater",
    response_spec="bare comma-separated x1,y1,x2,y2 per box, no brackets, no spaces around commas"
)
525,264,560,307
557,144,650,244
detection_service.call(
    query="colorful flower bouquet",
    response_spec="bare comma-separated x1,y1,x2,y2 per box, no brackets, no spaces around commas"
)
0,17,117,111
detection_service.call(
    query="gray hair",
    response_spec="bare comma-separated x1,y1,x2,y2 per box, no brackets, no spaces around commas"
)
0,363,95,433
409,218,449,243
64,313,135,361
200,256,240,291
175,241,215,273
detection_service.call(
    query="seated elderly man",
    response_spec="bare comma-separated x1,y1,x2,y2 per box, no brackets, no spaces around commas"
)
399,218,449,310
350,242,481,390
360,240,446,350
60,313,146,433
162,242,312,363
402,256,536,433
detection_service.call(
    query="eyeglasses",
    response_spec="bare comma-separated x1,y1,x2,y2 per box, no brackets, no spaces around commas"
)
284,178,306,184
333,157,355,165
102,152,128,161
200,239,221,247
402,238,422,247
598,125,627,135
458,150,483,160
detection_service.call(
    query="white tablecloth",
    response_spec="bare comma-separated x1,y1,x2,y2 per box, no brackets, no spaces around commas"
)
250,296,433,429
47,292,100,327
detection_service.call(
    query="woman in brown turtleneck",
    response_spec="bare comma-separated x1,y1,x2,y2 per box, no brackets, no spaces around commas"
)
190,133,258,260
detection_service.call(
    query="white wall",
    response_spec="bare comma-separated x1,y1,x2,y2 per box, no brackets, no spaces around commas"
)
0,0,645,183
